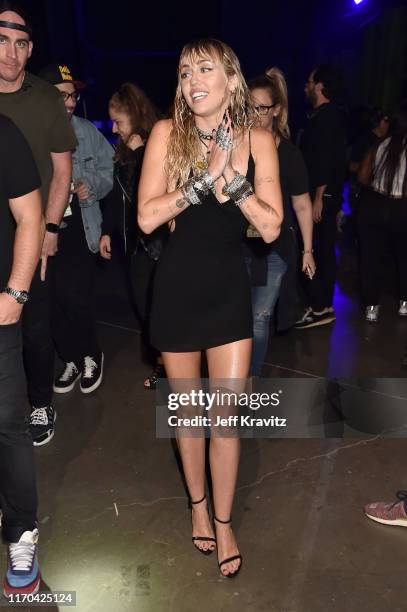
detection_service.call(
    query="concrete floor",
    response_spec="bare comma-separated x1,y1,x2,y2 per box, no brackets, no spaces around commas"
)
1,239,407,612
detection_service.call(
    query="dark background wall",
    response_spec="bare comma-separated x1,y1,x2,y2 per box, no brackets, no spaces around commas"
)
16,0,407,135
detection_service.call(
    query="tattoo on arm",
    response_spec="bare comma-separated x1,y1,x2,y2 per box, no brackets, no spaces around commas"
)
175,197,189,209
255,176,275,185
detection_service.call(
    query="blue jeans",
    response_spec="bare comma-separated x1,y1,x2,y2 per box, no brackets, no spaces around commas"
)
248,251,287,375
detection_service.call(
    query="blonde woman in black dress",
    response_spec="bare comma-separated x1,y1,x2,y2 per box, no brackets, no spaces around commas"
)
138,39,282,577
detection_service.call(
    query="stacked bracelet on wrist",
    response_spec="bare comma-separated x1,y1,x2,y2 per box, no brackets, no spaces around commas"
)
222,171,254,207
181,170,215,205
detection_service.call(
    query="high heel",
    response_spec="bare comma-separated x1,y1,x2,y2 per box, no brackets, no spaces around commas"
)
143,363,165,390
214,516,242,578
190,495,216,556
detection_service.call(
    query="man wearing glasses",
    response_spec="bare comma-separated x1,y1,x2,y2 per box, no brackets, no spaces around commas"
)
38,63,113,397
0,3,77,446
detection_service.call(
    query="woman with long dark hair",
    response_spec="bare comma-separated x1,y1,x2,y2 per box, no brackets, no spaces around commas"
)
358,102,407,322
100,83,166,386
138,39,283,577
245,69,315,375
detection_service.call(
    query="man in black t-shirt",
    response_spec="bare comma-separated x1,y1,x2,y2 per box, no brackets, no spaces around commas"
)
0,114,43,597
296,64,347,329
0,3,77,445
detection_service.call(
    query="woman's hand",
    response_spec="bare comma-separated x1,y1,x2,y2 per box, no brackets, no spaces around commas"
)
99,234,112,259
206,111,233,181
73,180,90,201
127,134,144,151
312,197,323,222
302,251,316,279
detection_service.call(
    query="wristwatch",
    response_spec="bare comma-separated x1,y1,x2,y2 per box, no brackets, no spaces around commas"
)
45,222,59,234
2,287,29,304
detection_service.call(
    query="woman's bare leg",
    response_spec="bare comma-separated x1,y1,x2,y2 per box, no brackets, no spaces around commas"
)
206,338,252,575
162,351,215,552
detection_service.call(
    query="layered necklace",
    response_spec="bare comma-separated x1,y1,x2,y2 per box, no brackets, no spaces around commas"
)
194,126,213,172
196,126,213,141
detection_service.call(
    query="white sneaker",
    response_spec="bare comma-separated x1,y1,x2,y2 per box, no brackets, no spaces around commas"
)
80,353,104,394
53,362,81,393
4,529,41,597
398,301,407,316
366,305,380,322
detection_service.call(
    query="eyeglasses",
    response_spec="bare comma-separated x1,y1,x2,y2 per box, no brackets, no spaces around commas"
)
254,103,277,116
60,91,81,102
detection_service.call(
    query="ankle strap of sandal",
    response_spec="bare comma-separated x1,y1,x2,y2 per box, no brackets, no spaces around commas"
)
190,494,207,505
214,515,232,524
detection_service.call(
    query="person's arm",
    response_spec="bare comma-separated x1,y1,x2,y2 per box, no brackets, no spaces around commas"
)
308,113,339,222
93,130,114,201
0,189,44,324
76,127,114,202
358,148,376,187
312,184,326,222
138,120,195,234
349,160,360,174
99,173,121,260
292,193,316,276
41,151,72,278
223,128,283,243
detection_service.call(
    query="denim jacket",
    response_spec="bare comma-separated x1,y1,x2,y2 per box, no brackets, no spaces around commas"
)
71,115,114,252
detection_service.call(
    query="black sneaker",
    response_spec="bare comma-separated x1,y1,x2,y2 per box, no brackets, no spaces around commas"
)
80,353,104,394
30,406,56,447
53,361,81,393
294,309,336,329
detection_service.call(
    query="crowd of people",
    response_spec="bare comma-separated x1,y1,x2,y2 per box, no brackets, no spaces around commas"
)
0,0,406,599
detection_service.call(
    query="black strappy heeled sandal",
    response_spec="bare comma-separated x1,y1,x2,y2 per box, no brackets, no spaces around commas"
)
214,516,243,578
190,495,216,556
143,364,165,390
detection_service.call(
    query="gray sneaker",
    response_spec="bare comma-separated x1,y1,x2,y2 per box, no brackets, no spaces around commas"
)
365,305,380,322
398,301,407,316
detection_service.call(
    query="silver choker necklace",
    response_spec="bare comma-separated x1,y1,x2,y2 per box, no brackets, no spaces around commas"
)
196,126,213,141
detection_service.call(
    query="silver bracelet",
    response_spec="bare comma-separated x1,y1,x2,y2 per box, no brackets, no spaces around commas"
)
234,184,254,207
182,178,202,206
200,170,215,193
222,172,246,197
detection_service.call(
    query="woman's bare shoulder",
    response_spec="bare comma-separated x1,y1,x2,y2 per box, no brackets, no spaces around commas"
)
249,126,275,148
151,118,173,137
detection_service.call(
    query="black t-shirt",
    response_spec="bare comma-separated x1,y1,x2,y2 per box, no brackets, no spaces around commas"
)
0,72,77,207
245,137,309,273
0,115,41,288
300,103,347,199
273,137,309,256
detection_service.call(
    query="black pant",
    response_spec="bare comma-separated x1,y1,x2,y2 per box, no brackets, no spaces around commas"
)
129,247,157,364
0,323,37,543
49,212,100,366
303,196,341,311
22,265,54,407
358,190,407,305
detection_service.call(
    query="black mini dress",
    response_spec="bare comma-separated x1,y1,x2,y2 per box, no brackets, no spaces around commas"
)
150,155,255,352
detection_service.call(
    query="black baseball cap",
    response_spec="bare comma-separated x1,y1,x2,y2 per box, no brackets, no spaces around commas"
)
38,63,86,90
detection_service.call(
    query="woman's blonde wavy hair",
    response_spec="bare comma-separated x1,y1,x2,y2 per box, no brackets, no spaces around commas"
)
165,39,258,187
249,67,290,140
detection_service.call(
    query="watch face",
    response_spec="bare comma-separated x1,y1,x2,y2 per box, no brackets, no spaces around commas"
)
17,292,29,304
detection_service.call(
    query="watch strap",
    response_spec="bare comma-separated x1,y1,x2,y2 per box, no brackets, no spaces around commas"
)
3,287,29,304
